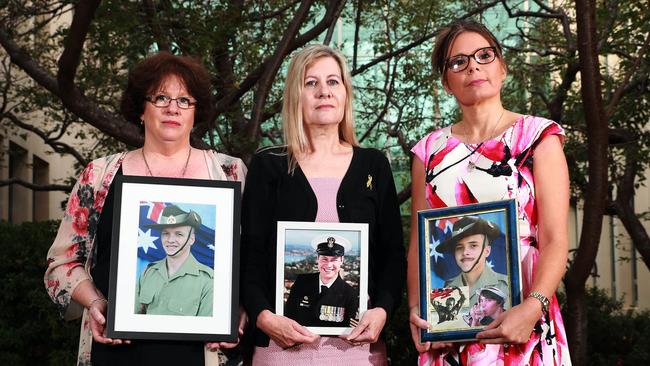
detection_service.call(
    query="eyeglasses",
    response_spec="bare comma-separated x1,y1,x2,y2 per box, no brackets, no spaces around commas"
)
145,94,197,109
445,47,498,73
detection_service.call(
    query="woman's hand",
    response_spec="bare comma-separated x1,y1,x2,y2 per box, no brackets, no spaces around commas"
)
469,303,483,326
206,307,248,351
88,298,130,345
476,298,541,344
344,307,386,345
256,310,319,349
409,306,453,353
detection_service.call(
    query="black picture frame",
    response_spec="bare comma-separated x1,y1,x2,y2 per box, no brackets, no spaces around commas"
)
418,199,522,342
106,175,241,342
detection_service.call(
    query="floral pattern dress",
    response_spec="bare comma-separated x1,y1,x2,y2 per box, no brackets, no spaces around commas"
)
44,151,246,366
411,115,571,366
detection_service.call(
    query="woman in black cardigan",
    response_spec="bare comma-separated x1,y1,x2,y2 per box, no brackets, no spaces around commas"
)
241,44,406,365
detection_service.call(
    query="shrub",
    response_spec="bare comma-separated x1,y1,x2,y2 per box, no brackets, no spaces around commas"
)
0,221,79,366
559,287,650,365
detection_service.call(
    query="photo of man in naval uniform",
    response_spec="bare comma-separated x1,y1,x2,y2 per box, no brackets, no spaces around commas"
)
135,204,213,316
436,216,508,306
285,234,359,327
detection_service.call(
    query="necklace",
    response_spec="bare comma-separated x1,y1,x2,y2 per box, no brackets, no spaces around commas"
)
463,109,505,171
141,147,192,177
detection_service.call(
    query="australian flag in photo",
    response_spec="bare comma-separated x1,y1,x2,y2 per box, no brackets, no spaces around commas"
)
137,202,215,278
429,214,507,288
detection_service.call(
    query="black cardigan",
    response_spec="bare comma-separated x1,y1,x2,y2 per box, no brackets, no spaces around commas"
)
241,145,406,347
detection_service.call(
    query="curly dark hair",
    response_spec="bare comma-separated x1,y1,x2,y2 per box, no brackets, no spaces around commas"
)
120,52,214,128
431,19,506,86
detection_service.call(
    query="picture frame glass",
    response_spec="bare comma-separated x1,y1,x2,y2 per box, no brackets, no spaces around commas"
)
419,200,521,342
276,221,369,336
107,176,241,342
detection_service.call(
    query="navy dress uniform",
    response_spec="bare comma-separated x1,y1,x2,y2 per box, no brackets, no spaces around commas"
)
135,205,214,316
285,235,359,327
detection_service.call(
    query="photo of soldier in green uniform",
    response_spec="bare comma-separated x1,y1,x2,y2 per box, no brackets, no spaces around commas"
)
135,204,214,316
435,216,508,307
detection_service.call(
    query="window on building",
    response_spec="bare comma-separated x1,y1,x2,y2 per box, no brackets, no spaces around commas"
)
8,142,29,224
32,155,49,222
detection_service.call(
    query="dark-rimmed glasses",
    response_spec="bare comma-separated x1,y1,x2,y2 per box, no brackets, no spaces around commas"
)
145,94,197,109
445,47,497,73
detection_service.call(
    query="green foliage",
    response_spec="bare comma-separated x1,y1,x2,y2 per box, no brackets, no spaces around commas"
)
384,296,419,365
558,287,650,365
0,220,79,366
1,222,650,364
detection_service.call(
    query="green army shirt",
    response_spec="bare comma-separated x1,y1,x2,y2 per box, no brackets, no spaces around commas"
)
135,254,214,316
444,265,509,306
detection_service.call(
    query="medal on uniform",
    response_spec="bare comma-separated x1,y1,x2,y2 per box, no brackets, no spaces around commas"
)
320,305,345,322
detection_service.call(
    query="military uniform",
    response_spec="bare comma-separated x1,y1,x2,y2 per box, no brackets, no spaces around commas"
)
444,265,508,306
135,254,214,316
285,273,358,327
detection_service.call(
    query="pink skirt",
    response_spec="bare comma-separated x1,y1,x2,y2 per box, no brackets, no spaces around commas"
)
252,337,387,366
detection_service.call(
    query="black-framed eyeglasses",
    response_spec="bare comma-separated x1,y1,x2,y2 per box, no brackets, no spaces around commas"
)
445,47,497,73
145,94,197,109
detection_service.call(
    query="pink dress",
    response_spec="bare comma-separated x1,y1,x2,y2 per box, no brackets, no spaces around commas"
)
252,177,387,366
411,115,571,365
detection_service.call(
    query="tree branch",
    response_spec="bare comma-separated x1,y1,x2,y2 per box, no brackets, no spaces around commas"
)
0,27,144,147
2,112,88,166
359,58,397,143
142,0,171,52
352,0,500,76
247,0,301,22
606,31,650,118
244,0,348,141
57,0,101,98
352,0,362,70
0,178,73,192
246,0,317,141
612,143,650,269
397,183,412,205
546,62,580,122
198,0,348,139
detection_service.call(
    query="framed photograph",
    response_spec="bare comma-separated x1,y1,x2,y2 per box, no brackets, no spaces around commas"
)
276,221,368,335
418,199,522,342
106,175,241,342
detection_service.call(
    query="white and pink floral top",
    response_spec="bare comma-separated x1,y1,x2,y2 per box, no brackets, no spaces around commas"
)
44,150,246,366
411,115,572,366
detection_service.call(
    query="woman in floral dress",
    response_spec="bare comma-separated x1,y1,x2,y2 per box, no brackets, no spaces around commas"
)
407,20,572,365
44,52,246,366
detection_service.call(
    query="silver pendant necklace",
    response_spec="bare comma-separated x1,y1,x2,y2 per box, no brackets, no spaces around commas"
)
463,109,505,171
141,147,192,177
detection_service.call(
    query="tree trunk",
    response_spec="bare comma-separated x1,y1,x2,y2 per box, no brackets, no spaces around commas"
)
565,0,609,365
565,281,588,364
613,149,650,269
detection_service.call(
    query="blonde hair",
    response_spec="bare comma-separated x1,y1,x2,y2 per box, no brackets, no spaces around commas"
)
282,44,358,172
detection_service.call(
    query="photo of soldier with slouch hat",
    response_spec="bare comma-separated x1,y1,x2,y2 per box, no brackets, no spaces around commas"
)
285,234,359,327
135,204,214,316
436,216,508,307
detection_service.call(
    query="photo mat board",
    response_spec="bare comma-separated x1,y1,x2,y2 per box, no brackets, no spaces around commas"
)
276,221,369,335
107,175,241,342
418,199,522,342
